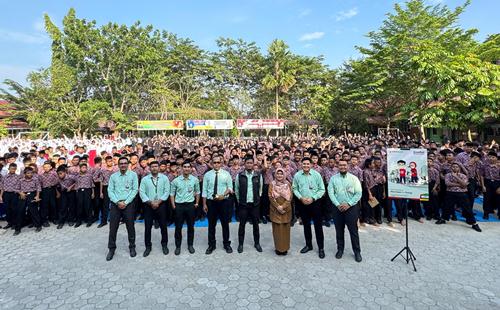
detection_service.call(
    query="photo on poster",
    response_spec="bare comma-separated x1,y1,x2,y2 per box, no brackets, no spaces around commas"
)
387,148,429,201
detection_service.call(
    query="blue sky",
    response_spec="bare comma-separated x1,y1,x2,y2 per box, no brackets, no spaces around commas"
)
0,0,498,87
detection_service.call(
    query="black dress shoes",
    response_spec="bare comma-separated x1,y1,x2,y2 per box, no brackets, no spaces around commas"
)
97,222,107,228
355,252,362,262
86,222,92,227
106,250,115,261
13,230,21,236
188,246,195,254
162,246,169,255
224,245,233,254
318,249,325,259
254,244,263,252
130,248,137,258
472,224,482,232
300,246,313,254
74,222,81,228
143,247,151,257
175,247,181,255
237,244,243,253
205,246,216,255
35,227,42,232
335,250,343,259
57,224,64,229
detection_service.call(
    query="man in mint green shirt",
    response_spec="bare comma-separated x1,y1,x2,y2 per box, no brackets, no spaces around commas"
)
139,161,170,257
327,160,362,263
170,161,200,255
292,157,326,259
106,157,139,261
202,156,234,255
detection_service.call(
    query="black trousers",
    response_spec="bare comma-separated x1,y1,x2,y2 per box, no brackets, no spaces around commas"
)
332,203,361,254
58,190,76,224
260,184,270,220
92,182,102,222
144,202,168,248
76,188,93,224
408,200,423,220
483,179,499,215
297,199,324,249
207,199,231,247
422,181,439,219
238,203,260,245
108,202,136,250
100,185,110,224
394,199,407,222
370,184,384,222
466,179,478,210
17,192,41,230
174,202,195,247
3,192,18,226
40,186,57,223
443,192,476,224
360,184,370,222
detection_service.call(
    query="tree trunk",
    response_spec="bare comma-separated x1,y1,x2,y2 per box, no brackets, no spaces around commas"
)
467,128,472,141
275,87,279,119
420,124,426,140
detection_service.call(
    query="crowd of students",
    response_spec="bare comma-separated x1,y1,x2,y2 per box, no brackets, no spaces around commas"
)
0,134,498,259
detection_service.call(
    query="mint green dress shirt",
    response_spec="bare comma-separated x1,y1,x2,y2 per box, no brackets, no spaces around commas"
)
202,169,233,199
139,173,170,203
170,174,200,203
327,172,362,207
108,170,139,205
292,169,325,200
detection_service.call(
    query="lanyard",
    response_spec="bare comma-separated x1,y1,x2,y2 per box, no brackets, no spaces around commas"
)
151,176,158,199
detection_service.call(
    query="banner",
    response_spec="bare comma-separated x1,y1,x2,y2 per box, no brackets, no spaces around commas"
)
186,119,233,130
387,148,429,201
136,120,184,131
236,119,286,130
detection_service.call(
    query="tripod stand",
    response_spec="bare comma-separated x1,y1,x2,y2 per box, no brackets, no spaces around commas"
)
391,199,417,272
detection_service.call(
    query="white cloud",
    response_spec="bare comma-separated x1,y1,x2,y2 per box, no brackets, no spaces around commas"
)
299,31,325,41
298,8,312,18
335,7,358,21
0,29,47,44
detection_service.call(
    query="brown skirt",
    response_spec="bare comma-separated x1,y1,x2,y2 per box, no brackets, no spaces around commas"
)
272,222,291,253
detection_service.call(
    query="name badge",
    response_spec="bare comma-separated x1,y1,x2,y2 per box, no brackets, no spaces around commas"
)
188,187,193,192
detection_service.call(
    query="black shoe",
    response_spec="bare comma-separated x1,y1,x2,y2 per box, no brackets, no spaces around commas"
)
324,221,331,227
35,227,42,232
130,248,137,257
57,224,64,229
143,247,151,257
175,247,181,255
237,244,243,253
435,219,446,225
318,249,325,259
97,222,107,228
106,250,115,261
205,246,216,255
355,252,362,262
261,217,268,224
451,215,457,221
162,246,169,255
376,219,383,225
426,216,432,221
28,224,34,228
154,222,159,229
472,224,482,232
68,222,75,227
188,246,195,254
86,222,92,227
43,222,50,228
74,222,81,228
300,246,313,254
13,230,20,236
224,245,233,254
3,224,12,230
254,244,263,253
335,250,343,259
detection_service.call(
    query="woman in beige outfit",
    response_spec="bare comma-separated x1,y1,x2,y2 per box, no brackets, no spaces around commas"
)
268,168,293,255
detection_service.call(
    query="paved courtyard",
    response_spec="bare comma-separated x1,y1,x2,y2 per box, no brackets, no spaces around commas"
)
0,215,499,310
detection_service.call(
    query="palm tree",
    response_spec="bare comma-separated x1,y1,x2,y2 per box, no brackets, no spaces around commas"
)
262,39,296,119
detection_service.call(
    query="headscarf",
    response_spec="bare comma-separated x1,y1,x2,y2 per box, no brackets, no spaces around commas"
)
271,168,291,201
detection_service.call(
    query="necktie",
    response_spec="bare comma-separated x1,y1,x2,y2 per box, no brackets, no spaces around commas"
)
213,171,219,198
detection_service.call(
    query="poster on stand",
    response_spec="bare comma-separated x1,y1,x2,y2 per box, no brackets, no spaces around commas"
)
387,148,429,201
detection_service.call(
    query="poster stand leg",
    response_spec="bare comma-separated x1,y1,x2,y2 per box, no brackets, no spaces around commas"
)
391,200,417,272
